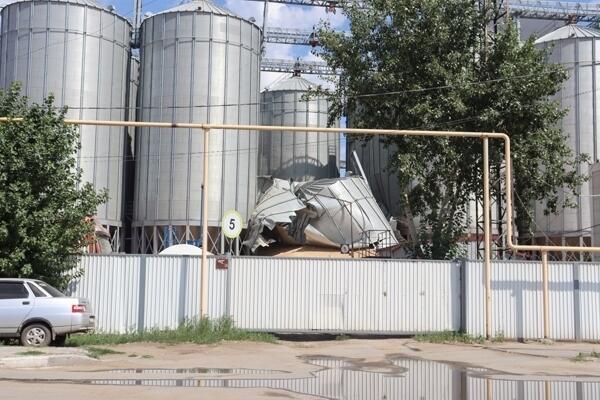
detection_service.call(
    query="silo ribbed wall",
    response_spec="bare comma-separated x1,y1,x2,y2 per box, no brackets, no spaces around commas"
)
534,26,600,253
259,75,339,181
133,1,261,253
0,0,132,247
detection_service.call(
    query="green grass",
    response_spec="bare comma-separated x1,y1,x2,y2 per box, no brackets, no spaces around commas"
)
67,317,277,347
491,331,505,343
572,351,600,362
86,347,125,359
335,334,351,341
16,350,46,356
415,331,485,345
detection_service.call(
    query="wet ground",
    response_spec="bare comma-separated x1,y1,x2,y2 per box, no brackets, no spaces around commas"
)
2,339,600,399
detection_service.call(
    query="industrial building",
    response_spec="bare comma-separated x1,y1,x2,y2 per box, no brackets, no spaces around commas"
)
0,0,599,257
259,72,339,181
132,0,262,254
0,0,135,250
534,25,600,256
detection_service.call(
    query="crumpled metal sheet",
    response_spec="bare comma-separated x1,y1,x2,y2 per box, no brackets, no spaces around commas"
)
243,180,306,252
244,176,398,252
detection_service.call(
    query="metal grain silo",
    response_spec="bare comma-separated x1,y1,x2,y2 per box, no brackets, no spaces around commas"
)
133,0,261,254
534,25,600,255
259,74,339,181
0,0,133,250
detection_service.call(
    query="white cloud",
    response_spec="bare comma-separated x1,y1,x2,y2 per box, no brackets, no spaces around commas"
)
221,1,346,90
223,0,347,30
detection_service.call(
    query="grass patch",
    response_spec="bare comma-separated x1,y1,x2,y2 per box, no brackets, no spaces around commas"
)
142,355,153,359
67,317,277,347
572,352,589,362
415,331,485,345
492,331,505,343
335,334,351,341
86,347,125,359
572,351,600,362
16,350,46,356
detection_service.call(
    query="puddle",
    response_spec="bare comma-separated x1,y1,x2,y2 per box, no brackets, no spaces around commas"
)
3,356,600,399
99,367,288,375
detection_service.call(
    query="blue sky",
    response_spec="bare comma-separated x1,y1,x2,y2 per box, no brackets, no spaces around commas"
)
100,0,348,89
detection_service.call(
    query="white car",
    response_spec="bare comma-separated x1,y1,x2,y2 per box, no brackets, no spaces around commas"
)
0,278,95,347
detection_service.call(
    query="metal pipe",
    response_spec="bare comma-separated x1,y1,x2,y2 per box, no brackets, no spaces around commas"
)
201,128,210,317
0,125,593,237
6,117,600,339
483,137,492,340
542,250,550,339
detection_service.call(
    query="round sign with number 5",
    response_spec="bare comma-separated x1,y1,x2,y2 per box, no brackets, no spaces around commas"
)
221,210,243,239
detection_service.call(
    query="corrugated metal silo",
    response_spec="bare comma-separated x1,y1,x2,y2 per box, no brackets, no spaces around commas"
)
534,25,600,255
133,0,262,254
0,0,132,250
259,74,339,181
346,135,401,217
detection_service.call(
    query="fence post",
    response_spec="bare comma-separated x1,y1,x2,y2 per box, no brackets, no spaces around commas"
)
137,255,147,332
573,262,581,341
459,259,467,333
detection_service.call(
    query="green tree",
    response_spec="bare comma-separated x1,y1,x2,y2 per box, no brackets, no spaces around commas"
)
0,85,106,288
315,0,587,258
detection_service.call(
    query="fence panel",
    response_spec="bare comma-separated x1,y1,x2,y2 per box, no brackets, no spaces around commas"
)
465,261,600,340
228,257,461,334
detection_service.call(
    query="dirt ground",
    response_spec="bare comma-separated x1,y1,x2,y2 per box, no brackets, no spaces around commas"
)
2,338,600,399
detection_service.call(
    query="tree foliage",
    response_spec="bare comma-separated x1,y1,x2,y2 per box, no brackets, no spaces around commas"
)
315,0,588,258
0,85,106,288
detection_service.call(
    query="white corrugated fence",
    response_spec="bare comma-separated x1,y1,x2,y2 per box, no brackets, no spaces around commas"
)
68,255,600,340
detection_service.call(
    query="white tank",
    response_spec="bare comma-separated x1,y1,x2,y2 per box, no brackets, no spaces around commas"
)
534,25,600,250
259,74,339,181
0,0,133,250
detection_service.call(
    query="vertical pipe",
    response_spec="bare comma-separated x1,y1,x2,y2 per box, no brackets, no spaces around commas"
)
200,128,210,317
486,377,493,400
542,250,550,339
545,380,552,400
483,137,492,340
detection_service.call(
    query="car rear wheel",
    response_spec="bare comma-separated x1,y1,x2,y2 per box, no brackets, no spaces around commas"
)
20,324,52,347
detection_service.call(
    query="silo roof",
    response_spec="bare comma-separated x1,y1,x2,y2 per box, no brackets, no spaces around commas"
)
154,0,240,18
535,25,600,44
265,75,317,92
0,0,111,10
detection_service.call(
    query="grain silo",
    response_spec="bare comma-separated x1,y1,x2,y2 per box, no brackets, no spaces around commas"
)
0,0,133,251
133,0,261,254
534,25,600,256
259,73,339,181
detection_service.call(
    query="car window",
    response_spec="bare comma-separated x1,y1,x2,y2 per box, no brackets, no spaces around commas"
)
34,281,65,297
0,282,30,299
27,282,47,297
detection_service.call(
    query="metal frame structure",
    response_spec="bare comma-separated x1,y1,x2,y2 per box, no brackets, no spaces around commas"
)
248,0,600,23
261,58,335,75
264,27,317,45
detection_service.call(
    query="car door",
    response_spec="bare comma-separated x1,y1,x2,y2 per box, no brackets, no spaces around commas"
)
0,282,34,335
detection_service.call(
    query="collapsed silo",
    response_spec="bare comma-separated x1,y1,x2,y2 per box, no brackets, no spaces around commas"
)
0,0,133,251
534,25,600,256
347,134,500,259
133,0,261,254
259,73,339,181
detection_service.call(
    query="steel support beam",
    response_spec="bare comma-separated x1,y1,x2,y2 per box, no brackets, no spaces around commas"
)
261,58,337,75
